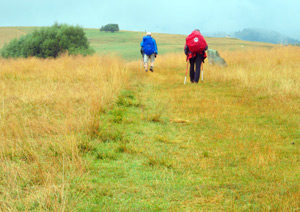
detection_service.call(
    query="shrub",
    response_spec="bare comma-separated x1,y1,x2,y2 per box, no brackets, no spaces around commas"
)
100,24,119,33
0,23,94,58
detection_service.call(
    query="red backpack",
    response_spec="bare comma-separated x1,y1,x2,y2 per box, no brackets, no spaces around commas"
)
186,30,207,53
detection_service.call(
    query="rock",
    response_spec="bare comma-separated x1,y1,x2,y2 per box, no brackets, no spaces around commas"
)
207,49,227,67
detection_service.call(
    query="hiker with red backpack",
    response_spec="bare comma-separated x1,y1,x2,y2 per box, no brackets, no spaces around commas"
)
184,29,208,83
140,32,158,72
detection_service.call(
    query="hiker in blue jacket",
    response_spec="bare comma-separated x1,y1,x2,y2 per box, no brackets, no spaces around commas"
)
140,32,158,72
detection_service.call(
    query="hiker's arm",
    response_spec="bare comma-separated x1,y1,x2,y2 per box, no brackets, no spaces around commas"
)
153,39,158,54
184,44,189,55
204,38,208,51
140,41,143,47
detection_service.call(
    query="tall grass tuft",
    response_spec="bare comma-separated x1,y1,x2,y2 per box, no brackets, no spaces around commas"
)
0,55,128,210
209,46,300,97
150,46,300,98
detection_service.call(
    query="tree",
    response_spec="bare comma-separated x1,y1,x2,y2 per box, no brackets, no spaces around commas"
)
0,23,94,58
100,24,119,33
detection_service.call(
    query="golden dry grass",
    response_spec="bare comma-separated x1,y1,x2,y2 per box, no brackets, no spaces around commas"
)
213,46,300,96
0,44,299,211
0,55,128,210
150,46,300,97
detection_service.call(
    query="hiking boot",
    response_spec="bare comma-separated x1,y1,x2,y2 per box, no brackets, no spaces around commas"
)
145,69,148,72
150,66,154,72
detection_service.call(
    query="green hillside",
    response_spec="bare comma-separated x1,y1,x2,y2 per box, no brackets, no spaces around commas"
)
0,27,276,60
85,29,275,60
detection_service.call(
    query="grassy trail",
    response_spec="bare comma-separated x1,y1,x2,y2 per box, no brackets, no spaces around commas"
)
79,55,300,211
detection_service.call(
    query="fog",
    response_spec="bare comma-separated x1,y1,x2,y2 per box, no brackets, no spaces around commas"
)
1,0,299,39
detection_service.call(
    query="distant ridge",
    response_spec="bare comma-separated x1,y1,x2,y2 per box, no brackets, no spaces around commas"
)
233,28,300,45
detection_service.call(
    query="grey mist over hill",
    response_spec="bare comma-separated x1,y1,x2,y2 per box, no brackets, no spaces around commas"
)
233,28,300,45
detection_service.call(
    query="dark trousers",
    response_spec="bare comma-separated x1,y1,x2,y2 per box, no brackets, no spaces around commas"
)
189,53,203,83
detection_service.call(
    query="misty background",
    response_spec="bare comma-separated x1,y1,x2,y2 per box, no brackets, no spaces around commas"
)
1,0,300,43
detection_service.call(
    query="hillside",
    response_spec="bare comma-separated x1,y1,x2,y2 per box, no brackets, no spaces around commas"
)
1,27,300,211
0,27,39,48
0,27,276,60
85,29,276,60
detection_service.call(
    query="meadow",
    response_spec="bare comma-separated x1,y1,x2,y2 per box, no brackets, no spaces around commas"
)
0,27,300,211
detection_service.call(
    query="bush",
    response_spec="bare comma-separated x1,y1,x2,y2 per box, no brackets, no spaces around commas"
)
0,23,94,58
100,24,119,33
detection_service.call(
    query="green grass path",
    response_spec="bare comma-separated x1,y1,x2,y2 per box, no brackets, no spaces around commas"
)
76,64,300,211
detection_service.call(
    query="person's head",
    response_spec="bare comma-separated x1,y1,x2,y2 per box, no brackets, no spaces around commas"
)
194,29,200,32
146,32,151,36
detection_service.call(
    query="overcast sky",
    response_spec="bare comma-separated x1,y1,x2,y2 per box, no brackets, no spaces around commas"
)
1,0,300,39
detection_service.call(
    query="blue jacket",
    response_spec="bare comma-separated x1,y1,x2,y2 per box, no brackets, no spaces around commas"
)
140,36,158,55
